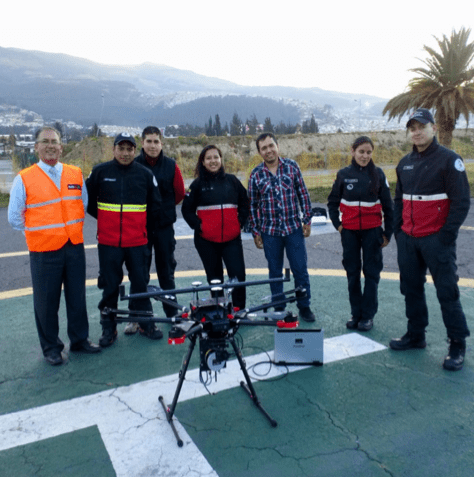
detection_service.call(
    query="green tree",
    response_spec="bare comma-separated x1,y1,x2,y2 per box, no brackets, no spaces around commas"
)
274,121,286,135
205,116,213,136
54,121,64,140
263,117,274,133
230,113,242,136
214,114,222,136
246,114,259,135
8,133,16,148
309,114,319,133
383,28,474,147
302,119,310,134
89,123,103,137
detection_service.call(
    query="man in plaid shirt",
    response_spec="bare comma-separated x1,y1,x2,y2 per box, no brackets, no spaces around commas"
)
248,133,315,322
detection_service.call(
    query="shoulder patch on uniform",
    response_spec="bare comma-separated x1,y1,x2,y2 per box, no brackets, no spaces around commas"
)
454,158,465,172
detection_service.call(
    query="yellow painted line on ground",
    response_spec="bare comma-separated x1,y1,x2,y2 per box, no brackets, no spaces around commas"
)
0,236,195,259
4,228,474,259
5,227,474,259
2,268,474,301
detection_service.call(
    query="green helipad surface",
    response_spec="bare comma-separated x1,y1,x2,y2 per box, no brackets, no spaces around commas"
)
1,273,473,477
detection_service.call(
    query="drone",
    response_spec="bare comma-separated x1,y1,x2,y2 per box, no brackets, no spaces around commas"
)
103,269,305,447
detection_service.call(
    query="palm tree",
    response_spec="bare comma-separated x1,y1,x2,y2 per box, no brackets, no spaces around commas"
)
383,28,474,147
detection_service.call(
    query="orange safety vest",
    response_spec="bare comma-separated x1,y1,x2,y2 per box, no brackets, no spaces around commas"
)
20,163,85,252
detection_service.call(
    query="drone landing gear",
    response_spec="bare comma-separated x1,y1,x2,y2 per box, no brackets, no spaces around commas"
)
231,337,278,428
159,334,277,447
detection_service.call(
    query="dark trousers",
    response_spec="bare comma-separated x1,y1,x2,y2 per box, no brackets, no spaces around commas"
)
147,225,177,317
30,242,89,356
341,227,384,321
396,231,470,340
97,244,152,328
194,234,246,309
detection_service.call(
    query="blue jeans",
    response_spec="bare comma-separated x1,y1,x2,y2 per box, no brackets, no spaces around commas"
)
261,228,311,310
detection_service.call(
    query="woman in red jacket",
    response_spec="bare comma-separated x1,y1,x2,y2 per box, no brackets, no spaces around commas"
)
327,136,393,331
182,145,249,309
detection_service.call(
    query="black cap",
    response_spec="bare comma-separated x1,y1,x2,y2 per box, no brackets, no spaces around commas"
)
406,108,435,128
114,133,136,147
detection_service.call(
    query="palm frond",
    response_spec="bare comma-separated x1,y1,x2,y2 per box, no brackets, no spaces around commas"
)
383,27,474,144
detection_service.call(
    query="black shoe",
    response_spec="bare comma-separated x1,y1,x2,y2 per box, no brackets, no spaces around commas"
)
99,328,117,348
44,352,63,366
139,325,163,340
357,319,373,332
389,332,426,351
443,339,466,371
299,307,316,322
346,317,360,330
70,340,102,354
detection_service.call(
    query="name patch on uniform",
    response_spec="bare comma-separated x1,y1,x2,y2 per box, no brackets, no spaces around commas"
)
403,165,414,170
103,178,116,182
454,158,465,172
344,178,358,183
68,184,82,190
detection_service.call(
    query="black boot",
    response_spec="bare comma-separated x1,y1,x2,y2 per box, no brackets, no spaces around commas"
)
139,324,163,340
346,317,360,330
389,331,426,350
443,339,466,371
99,310,117,348
357,319,373,332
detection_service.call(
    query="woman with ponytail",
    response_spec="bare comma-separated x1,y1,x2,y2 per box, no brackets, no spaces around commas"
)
327,136,393,331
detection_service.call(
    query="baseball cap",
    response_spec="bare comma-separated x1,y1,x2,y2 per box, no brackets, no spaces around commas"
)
114,132,136,147
406,108,435,128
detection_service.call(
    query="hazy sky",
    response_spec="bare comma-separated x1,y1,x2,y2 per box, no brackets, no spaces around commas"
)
1,1,471,99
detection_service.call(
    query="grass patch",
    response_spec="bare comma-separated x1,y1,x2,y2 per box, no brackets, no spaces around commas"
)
0,192,9,208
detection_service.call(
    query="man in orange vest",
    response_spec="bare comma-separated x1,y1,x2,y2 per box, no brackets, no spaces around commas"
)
8,126,100,366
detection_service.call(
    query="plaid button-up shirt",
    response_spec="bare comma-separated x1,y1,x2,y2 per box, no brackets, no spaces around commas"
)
248,157,312,236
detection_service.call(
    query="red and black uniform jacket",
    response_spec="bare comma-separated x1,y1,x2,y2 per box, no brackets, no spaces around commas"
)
86,159,162,247
182,169,249,243
328,159,393,239
394,137,470,243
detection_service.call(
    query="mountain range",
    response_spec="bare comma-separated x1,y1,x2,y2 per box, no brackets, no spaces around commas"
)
0,46,390,129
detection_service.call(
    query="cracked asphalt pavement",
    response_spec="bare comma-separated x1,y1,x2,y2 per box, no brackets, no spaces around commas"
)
1,201,474,476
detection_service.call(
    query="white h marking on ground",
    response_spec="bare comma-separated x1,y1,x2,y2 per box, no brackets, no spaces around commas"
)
0,334,386,476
